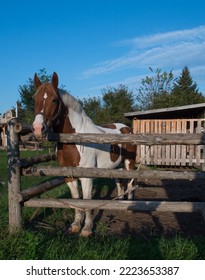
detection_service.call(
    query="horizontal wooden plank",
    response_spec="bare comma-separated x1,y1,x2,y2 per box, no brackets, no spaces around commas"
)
24,198,205,212
20,153,56,168
14,123,32,135
22,166,205,181
18,177,65,202
47,132,205,145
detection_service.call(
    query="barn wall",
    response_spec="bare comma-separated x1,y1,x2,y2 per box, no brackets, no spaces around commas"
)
133,118,205,166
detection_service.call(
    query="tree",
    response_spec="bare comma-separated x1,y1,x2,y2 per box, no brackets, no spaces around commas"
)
102,85,136,125
80,85,136,125
80,85,136,126
136,68,174,110
169,66,205,106
80,96,104,125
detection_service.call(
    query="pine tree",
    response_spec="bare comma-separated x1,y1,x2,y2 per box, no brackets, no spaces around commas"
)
170,66,205,106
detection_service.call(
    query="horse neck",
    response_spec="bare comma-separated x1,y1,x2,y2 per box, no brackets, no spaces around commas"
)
67,107,100,133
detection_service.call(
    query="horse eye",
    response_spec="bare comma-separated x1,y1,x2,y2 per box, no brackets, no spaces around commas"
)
52,98,59,104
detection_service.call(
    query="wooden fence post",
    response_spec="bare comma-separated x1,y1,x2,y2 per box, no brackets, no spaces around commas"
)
7,118,22,233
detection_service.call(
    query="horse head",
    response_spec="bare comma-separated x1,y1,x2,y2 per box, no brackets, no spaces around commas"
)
32,72,62,138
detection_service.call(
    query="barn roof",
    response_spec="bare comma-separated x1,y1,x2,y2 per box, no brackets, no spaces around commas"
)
125,103,205,119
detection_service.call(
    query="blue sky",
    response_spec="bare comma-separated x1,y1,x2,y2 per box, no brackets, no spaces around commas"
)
1,0,205,114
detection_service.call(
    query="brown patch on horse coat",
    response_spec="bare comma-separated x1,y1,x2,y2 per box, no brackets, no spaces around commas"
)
109,144,120,162
120,126,136,170
101,124,117,129
64,177,76,183
101,124,136,164
120,126,131,134
53,100,81,168
102,123,120,162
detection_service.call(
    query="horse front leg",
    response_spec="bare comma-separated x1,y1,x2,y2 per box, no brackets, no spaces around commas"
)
125,158,136,200
80,178,93,237
66,179,84,233
115,177,125,199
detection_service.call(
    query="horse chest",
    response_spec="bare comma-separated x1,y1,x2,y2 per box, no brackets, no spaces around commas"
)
56,143,80,167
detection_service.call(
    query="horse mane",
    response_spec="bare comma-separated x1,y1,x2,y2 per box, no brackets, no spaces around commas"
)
59,89,99,129
59,89,84,114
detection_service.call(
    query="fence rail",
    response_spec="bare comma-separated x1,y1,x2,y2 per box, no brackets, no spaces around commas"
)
22,165,205,181
24,198,205,213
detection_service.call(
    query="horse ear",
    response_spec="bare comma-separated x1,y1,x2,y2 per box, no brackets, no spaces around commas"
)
34,73,42,88
52,72,58,89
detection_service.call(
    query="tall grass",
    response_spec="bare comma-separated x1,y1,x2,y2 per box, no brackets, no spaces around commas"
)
1,149,205,260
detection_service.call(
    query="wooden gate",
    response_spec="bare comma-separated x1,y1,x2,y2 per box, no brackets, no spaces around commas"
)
133,119,205,166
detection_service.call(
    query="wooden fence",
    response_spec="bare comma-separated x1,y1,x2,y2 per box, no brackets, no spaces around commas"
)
133,119,205,166
7,118,205,233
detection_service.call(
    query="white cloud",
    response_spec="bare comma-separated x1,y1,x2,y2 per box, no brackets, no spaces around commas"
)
81,25,205,78
117,25,205,49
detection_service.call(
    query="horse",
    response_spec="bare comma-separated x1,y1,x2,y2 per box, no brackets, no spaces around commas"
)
32,72,136,236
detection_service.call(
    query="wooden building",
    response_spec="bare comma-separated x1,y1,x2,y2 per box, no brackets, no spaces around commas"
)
125,103,205,167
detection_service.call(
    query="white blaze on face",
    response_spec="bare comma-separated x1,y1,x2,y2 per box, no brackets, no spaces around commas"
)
41,92,48,113
33,114,44,137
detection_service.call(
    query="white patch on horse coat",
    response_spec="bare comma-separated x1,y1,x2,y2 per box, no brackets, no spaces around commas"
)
40,92,48,113
43,92,48,99
33,114,44,137
125,159,131,170
33,114,44,125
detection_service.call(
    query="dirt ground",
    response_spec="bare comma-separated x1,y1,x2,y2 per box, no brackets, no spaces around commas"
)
91,170,205,238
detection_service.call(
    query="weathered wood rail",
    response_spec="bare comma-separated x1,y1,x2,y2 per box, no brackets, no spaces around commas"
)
24,199,205,213
47,132,205,145
13,122,205,145
20,153,56,168
7,119,205,233
22,165,205,181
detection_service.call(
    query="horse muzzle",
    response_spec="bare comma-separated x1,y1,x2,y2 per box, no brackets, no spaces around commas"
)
32,114,48,139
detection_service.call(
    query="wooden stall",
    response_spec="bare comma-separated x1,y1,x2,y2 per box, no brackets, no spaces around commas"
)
125,103,205,167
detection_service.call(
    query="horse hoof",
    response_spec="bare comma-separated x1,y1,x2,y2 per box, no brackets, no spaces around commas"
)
68,224,81,234
80,230,92,237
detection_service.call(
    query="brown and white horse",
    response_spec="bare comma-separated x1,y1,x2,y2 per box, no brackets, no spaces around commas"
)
32,72,136,236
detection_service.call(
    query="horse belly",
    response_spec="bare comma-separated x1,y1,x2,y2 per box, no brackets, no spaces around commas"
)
77,144,122,169
77,145,96,167
96,147,122,169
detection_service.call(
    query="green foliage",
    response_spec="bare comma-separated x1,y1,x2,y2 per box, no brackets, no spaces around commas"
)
80,96,104,125
169,66,205,106
136,68,174,110
102,85,136,125
81,85,136,126
136,66,205,111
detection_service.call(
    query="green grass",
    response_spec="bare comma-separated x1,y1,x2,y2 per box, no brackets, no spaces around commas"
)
0,227,205,260
1,149,205,260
